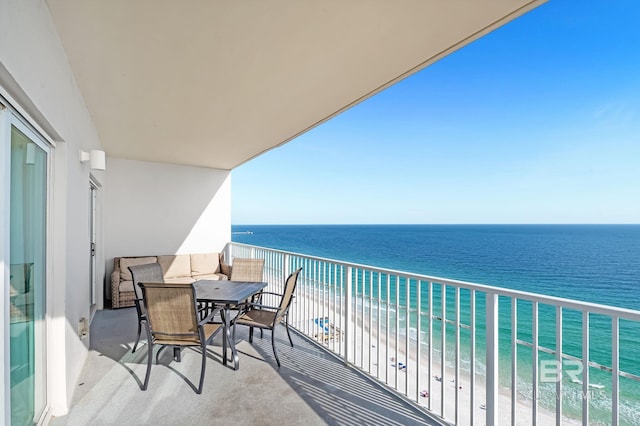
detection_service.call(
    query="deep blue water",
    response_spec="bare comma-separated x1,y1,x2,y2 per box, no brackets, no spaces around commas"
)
232,224,640,311
233,224,640,422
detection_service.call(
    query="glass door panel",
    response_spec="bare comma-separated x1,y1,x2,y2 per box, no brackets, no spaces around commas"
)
9,125,47,425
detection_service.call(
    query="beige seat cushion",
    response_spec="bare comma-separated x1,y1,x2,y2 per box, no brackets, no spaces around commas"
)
157,255,191,279
191,253,220,276
119,257,158,281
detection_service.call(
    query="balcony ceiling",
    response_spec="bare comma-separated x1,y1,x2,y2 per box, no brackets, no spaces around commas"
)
46,0,544,170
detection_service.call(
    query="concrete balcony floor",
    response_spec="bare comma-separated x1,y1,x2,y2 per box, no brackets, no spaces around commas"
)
51,308,440,425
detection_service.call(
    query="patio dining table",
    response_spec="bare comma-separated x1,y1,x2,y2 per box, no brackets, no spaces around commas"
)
194,280,267,370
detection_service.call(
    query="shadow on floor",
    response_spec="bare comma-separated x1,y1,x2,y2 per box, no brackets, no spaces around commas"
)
53,308,442,426
221,320,440,425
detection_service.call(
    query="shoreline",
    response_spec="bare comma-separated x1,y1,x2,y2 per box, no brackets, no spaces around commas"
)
294,289,582,425
361,318,580,425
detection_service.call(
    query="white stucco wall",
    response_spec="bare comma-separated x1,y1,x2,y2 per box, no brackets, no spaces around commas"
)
2,1,232,420
104,158,231,294
0,0,106,418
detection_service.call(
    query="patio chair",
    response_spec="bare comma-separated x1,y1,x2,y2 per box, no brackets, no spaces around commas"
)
231,258,265,305
198,257,266,322
230,258,265,282
233,268,302,367
128,263,164,353
139,282,222,394
227,258,266,338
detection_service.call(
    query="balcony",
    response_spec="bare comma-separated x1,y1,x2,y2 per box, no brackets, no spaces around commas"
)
50,308,438,425
52,242,640,425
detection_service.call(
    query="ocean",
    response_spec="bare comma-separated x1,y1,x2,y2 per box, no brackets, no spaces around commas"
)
232,224,640,423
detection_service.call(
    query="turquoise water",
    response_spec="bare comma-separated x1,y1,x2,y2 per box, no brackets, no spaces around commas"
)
232,224,640,423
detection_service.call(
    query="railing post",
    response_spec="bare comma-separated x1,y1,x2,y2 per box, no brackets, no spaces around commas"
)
283,254,290,285
344,266,353,365
226,242,233,264
612,315,619,426
486,292,499,425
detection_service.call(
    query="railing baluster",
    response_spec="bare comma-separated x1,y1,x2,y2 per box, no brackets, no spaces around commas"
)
353,268,358,363
582,311,589,426
365,271,369,370
395,275,400,391
556,306,563,426
315,260,319,343
612,315,619,426
305,258,309,337
361,268,365,369
486,292,499,426
386,274,390,385
369,270,374,374
364,270,368,370
325,262,329,347
377,272,382,380
405,277,410,396
416,280,422,403
320,262,325,344
322,262,326,345
332,264,337,354
428,281,433,412
337,265,342,356
471,290,476,426
532,301,539,425
353,268,358,365
512,298,518,426
352,268,362,368
455,286,460,425
441,284,446,418
344,266,352,365
340,264,343,354
313,259,316,338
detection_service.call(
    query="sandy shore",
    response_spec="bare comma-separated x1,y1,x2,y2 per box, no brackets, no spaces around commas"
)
292,290,581,425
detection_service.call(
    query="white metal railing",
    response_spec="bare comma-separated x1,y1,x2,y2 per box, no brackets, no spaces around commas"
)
225,242,640,425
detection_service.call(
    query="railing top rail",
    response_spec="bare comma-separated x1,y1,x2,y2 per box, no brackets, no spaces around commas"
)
229,242,640,321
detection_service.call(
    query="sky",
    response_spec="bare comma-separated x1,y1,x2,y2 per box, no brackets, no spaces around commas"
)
232,0,640,225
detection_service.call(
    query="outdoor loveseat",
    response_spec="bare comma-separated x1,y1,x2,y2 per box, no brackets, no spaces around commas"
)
110,253,229,308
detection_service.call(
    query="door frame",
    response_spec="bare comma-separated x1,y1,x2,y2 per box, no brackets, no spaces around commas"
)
0,101,53,425
89,179,98,315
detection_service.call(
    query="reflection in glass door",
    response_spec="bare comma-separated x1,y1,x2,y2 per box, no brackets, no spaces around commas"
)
9,124,47,425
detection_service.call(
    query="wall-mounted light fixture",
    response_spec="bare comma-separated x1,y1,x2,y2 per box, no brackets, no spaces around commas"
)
80,149,106,170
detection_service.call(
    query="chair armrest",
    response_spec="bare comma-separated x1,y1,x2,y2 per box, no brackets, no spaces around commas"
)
245,303,278,311
259,291,284,298
133,297,145,316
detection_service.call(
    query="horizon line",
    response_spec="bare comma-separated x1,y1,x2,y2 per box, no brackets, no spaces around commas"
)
232,223,640,226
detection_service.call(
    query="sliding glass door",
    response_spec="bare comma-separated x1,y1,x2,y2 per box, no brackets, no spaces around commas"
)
9,122,47,425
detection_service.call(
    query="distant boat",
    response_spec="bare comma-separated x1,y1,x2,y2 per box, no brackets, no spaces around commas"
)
232,231,253,235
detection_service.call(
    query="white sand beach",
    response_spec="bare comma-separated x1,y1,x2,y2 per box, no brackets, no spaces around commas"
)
293,291,581,425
